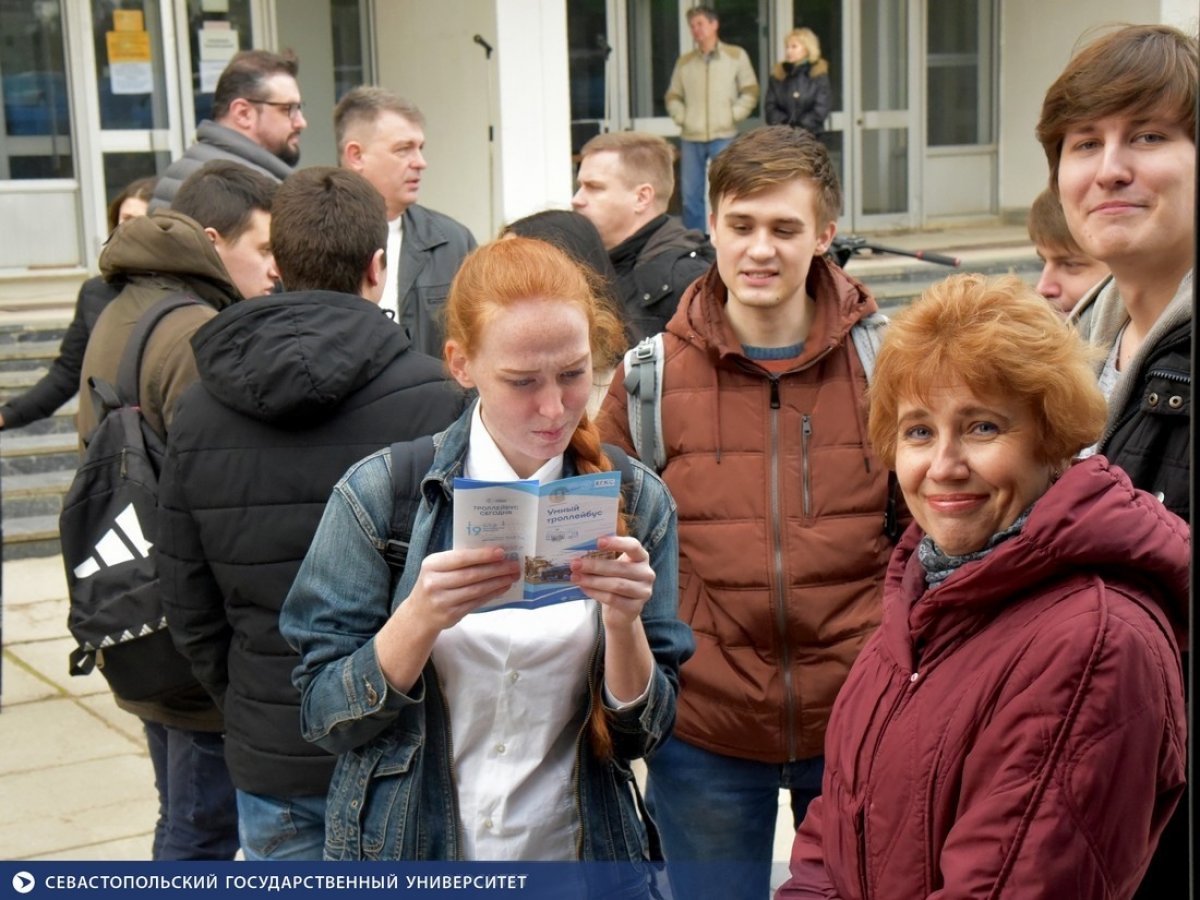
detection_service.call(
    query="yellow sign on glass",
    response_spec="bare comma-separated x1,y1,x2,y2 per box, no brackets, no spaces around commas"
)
107,30,152,65
113,10,144,32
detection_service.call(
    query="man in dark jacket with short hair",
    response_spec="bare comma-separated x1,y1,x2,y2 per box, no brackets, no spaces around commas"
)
157,166,465,860
572,131,713,343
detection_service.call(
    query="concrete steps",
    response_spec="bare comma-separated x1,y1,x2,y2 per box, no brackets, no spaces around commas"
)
1,318,80,559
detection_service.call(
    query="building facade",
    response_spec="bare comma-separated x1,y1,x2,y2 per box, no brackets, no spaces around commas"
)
0,0,1193,308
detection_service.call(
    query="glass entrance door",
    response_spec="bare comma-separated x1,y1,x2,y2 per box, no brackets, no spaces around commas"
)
847,0,917,229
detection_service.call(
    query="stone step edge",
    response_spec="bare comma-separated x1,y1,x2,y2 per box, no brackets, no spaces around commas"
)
3,469,75,497
2,513,60,543
2,432,79,457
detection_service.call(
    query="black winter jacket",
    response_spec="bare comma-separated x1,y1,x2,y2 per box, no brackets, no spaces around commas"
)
610,214,713,344
765,61,832,136
1102,319,1190,521
157,291,466,797
0,277,119,429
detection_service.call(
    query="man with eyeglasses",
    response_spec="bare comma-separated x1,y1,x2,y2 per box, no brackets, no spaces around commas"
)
152,50,306,210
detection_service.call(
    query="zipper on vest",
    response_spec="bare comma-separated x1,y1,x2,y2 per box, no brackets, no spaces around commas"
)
801,415,813,518
769,383,798,760
854,803,871,898
1147,367,1190,385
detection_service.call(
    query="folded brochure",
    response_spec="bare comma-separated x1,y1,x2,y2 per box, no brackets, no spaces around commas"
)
452,470,621,611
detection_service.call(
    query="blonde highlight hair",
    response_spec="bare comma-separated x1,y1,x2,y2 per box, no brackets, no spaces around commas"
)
772,28,827,80
868,274,1107,469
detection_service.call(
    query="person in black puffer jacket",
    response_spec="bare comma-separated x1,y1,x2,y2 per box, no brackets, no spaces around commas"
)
157,167,466,861
765,28,832,139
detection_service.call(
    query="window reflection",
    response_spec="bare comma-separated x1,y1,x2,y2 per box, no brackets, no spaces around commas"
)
184,0,252,125
0,0,74,178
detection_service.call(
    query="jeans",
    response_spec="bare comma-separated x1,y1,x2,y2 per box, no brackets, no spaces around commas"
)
680,137,733,233
236,790,327,861
645,735,824,900
143,722,239,860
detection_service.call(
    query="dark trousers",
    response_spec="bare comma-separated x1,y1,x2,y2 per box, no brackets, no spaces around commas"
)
143,721,239,860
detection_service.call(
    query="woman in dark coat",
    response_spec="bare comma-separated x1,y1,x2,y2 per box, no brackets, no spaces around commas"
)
0,175,156,430
765,28,832,139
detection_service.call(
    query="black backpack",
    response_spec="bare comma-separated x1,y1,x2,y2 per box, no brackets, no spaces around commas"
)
61,292,201,702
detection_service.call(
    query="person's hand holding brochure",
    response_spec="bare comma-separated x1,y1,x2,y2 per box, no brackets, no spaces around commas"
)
453,470,622,611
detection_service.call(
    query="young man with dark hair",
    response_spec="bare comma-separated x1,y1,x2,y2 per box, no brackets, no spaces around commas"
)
572,130,713,341
665,6,759,233
76,160,278,860
335,86,476,357
1027,187,1109,316
599,126,895,900
157,166,465,860
152,49,306,209
1037,24,1195,897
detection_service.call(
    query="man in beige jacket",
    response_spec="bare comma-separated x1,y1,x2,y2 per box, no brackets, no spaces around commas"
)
665,5,758,233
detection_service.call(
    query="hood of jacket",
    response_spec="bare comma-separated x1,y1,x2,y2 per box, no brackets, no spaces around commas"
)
885,455,1190,670
190,290,418,424
666,253,877,362
98,209,243,310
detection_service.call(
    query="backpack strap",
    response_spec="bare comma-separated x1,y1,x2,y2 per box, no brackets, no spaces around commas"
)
622,333,666,473
849,312,888,385
114,291,202,405
849,313,903,542
383,434,438,581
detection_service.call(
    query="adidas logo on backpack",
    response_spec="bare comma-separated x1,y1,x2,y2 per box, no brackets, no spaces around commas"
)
72,502,152,579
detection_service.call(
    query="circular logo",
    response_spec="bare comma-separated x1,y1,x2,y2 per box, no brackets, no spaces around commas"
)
12,872,36,894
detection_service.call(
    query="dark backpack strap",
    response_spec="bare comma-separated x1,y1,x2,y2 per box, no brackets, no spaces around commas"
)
115,292,201,405
383,434,438,581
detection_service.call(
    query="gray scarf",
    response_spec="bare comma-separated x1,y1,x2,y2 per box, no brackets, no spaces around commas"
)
917,508,1032,589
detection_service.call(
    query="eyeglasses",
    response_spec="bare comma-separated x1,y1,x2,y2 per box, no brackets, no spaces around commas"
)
250,99,304,120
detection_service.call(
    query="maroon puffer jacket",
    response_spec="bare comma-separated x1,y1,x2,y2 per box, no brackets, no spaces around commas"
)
778,455,1188,900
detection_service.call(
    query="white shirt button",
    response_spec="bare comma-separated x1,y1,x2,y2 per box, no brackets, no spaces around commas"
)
495,742,506,754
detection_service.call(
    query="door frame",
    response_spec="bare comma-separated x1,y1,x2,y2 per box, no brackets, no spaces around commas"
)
841,0,921,231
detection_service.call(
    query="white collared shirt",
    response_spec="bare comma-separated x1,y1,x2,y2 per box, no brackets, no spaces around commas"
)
430,404,596,860
382,216,404,323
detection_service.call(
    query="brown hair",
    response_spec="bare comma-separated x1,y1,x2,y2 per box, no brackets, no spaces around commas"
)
270,167,387,295
445,237,630,759
579,131,675,206
1026,188,1087,256
213,49,300,121
105,175,157,233
868,273,1107,469
1037,24,1198,192
687,6,717,24
333,86,425,160
708,125,841,225
173,160,277,242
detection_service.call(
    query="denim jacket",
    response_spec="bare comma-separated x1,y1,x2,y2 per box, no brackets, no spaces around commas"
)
280,406,693,862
